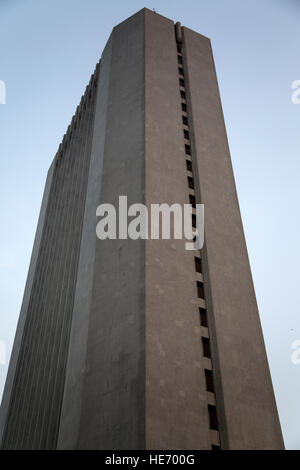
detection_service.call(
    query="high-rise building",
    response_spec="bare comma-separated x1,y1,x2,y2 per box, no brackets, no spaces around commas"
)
0,8,284,450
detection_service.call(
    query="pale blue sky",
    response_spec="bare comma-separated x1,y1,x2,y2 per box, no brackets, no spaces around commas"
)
0,0,299,449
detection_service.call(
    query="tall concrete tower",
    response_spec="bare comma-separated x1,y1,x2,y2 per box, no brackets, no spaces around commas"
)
0,9,284,450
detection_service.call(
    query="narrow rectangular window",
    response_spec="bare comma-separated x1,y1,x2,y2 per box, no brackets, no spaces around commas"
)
182,103,187,112
189,194,196,208
188,176,194,189
202,337,211,358
178,67,184,76
199,307,207,327
179,78,185,87
184,129,189,140
182,116,188,126
205,369,214,393
192,213,196,228
177,44,182,53
185,144,191,155
208,405,218,430
180,90,186,99
194,256,202,273
178,55,183,64
186,160,192,172
197,281,204,298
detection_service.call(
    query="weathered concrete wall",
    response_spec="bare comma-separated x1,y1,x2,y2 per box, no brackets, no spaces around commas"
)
183,26,284,449
71,10,146,450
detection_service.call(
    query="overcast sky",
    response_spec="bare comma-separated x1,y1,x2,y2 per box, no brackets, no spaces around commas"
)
0,0,299,449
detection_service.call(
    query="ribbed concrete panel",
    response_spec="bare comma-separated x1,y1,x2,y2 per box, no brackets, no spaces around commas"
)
182,26,284,449
0,69,99,449
0,160,55,445
0,8,283,450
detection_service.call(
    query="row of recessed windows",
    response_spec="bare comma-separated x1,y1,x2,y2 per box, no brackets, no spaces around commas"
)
177,44,220,449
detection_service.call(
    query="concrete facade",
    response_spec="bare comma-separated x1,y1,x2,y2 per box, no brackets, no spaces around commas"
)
0,9,284,449
145,12,212,450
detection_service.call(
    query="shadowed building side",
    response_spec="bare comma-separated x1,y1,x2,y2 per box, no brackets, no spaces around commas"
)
58,9,146,450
